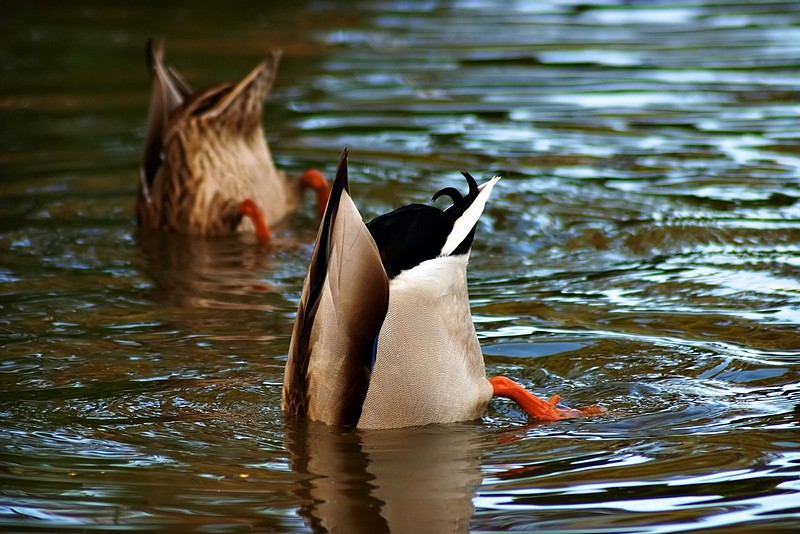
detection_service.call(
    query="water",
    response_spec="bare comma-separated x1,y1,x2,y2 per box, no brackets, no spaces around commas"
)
2,0,799,531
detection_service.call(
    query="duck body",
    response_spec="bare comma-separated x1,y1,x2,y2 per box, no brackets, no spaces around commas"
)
283,149,605,429
138,40,327,242
283,148,502,428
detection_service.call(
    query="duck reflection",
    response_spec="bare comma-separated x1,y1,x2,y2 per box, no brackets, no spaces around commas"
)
284,417,489,533
134,231,275,309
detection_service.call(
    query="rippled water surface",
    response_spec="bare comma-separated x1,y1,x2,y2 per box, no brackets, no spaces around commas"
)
2,1,800,532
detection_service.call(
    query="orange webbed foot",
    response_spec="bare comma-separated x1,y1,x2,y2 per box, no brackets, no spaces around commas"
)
299,169,330,217
238,199,272,244
489,375,606,421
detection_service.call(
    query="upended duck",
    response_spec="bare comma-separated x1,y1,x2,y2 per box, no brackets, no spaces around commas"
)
138,40,329,243
283,148,603,428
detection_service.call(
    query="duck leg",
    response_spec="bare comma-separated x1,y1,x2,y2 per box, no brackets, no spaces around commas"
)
489,376,605,421
239,199,273,243
299,169,331,216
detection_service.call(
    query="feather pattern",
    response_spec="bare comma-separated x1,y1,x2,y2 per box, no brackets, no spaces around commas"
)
141,39,188,201
137,41,299,237
366,171,495,279
358,254,493,428
283,148,499,428
283,149,389,426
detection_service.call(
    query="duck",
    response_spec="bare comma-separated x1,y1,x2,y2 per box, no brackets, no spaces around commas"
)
137,39,329,243
282,148,603,428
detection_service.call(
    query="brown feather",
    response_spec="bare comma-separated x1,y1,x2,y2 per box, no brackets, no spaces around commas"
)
283,149,389,426
140,38,187,202
137,41,290,237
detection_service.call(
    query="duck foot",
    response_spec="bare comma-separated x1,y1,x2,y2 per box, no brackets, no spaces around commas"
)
489,375,605,421
239,198,273,243
299,169,331,216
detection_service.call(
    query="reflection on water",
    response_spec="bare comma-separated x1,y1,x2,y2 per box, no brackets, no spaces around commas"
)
2,0,800,532
285,419,488,533
135,232,275,309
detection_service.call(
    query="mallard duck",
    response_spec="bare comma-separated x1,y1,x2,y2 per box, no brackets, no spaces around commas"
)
138,39,329,243
282,148,602,428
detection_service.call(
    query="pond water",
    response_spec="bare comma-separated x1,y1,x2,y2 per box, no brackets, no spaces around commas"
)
2,0,800,532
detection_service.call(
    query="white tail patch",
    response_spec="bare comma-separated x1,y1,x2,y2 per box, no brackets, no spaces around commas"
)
440,176,500,256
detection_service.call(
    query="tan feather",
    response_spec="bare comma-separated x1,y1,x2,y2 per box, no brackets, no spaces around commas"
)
137,41,309,239
283,149,389,426
140,38,187,203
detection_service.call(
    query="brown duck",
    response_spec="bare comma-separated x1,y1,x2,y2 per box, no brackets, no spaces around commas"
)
138,40,329,243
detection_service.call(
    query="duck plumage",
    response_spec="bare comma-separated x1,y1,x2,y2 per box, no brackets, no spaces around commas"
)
138,39,329,243
283,148,602,428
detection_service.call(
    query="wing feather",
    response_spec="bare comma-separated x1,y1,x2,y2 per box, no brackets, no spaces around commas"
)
206,51,281,121
440,176,500,256
283,148,389,426
140,39,189,201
